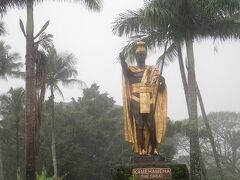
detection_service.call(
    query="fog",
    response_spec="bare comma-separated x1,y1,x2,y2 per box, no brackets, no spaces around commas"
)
1,0,240,120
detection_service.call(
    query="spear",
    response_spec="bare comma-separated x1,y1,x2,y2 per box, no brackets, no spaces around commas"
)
153,24,171,114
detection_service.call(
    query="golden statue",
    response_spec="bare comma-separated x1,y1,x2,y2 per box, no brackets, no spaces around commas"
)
120,41,167,155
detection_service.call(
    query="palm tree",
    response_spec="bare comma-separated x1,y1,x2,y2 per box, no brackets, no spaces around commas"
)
46,47,84,179
0,87,25,179
0,41,22,80
113,0,240,179
0,21,23,180
0,1,102,179
176,44,224,180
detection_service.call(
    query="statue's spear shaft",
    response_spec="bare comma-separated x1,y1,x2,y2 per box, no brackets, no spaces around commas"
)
156,24,171,73
153,25,171,114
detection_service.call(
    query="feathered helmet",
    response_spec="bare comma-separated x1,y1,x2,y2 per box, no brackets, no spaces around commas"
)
135,41,147,55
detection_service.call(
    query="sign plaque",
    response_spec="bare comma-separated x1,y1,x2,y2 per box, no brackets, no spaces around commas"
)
132,167,171,180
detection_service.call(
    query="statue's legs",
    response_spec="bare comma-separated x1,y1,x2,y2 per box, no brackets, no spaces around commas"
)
131,100,145,152
145,108,157,155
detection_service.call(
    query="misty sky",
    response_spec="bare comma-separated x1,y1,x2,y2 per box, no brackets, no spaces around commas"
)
1,0,240,120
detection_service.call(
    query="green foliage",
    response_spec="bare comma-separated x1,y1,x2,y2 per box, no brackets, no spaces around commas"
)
159,119,178,161
0,0,102,15
0,87,25,180
209,172,240,180
46,47,84,94
1,83,178,179
111,166,132,180
17,168,23,180
0,41,22,80
36,167,53,180
3,88,228,180
175,112,240,179
113,0,240,64
38,83,131,179
79,0,102,12
198,112,240,178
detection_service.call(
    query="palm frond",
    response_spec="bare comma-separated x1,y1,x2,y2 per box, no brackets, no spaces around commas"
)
0,0,102,16
0,41,23,80
61,78,86,88
115,0,240,65
0,87,25,116
119,30,171,64
52,84,64,99
53,54,78,81
197,18,240,40
46,47,85,98
119,40,137,64
0,0,26,15
112,9,146,37
155,42,178,67
34,32,53,51
144,0,171,25
34,20,50,39
77,0,102,12
0,21,6,35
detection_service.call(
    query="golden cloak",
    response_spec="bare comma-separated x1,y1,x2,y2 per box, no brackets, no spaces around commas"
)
122,65,167,154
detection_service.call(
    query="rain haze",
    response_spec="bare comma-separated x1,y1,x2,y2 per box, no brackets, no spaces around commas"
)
1,0,240,120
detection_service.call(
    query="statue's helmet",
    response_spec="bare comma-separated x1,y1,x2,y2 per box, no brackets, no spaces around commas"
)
135,41,147,55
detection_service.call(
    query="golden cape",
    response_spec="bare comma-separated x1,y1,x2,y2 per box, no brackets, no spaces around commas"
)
122,66,167,154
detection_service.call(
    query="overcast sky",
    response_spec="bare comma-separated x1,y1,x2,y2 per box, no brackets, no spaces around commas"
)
1,0,240,120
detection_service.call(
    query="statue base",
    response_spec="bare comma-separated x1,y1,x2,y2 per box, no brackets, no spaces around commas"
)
130,154,166,164
111,155,189,180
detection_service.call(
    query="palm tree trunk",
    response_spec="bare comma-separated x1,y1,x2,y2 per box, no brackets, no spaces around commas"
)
177,43,223,179
176,41,189,111
185,33,201,180
50,85,58,179
176,41,208,180
25,0,36,179
197,84,225,180
200,152,209,180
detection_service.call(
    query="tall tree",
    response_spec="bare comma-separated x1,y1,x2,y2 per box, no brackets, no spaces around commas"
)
46,47,84,179
113,0,240,179
0,1,102,179
197,112,240,179
0,23,22,179
0,87,25,179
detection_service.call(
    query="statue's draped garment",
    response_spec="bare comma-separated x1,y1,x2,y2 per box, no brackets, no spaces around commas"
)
122,65,167,154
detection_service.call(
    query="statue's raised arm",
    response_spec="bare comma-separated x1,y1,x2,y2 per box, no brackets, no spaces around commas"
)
119,52,129,75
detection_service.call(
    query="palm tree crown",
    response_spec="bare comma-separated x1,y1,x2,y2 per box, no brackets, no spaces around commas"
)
113,0,240,49
0,87,25,117
0,41,22,80
0,0,102,15
46,47,84,97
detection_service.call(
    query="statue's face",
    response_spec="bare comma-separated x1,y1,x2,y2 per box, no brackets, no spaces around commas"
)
135,53,146,64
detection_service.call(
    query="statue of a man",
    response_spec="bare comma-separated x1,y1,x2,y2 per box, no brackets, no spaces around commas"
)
120,41,167,155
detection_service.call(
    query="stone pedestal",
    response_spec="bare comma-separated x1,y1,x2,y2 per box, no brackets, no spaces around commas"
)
111,155,189,180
